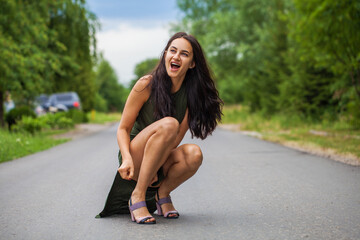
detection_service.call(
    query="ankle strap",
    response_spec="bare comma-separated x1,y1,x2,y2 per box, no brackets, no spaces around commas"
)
129,199,147,211
158,196,172,205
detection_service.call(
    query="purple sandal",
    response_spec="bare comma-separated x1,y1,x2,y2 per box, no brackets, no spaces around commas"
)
129,198,156,224
156,191,180,219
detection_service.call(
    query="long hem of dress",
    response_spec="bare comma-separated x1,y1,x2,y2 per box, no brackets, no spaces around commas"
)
96,171,159,218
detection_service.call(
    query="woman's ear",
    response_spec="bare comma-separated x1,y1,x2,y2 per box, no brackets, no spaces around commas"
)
190,61,195,69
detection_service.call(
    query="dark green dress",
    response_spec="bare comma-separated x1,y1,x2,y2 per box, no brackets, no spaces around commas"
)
96,84,187,218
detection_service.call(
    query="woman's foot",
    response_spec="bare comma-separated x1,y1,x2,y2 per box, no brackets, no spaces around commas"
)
155,190,179,218
129,194,156,224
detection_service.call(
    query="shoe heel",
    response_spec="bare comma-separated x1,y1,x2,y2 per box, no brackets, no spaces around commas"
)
156,202,163,216
130,209,135,222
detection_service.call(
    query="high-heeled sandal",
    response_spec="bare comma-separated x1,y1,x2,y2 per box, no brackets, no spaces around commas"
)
155,191,180,219
129,197,156,224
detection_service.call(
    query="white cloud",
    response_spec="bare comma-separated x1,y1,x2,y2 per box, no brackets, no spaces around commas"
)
96,19,171,86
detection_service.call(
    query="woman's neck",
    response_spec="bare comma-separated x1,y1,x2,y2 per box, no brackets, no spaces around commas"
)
171,76,185,93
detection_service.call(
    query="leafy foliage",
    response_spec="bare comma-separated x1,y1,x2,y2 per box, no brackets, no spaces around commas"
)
175,0,360,125
129,58,159,89
65,109,88,124
5,106,36,130
94,58,128,112
0,0,98,127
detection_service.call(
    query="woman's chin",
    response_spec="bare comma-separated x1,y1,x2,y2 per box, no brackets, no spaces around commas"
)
166,71,177,78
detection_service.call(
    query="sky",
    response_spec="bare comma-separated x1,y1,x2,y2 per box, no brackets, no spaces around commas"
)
86,0,182,86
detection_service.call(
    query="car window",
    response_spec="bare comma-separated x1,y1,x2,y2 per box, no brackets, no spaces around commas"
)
56,95,73,101
36,96,49,105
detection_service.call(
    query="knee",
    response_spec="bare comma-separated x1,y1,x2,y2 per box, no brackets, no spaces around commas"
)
158,117,179,139
184,145,203,172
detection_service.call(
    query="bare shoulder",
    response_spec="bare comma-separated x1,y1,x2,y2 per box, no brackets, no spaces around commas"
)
133,75,153,92
129,75,152,102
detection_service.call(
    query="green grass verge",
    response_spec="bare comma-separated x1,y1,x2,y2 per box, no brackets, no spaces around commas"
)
0,111,122,164
222,105,360,159
87,111,121,124
0,129,68,163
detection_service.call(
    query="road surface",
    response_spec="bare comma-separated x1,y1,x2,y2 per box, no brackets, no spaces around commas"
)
0,124,359,240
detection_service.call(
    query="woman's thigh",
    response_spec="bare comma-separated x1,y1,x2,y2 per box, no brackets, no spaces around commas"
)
129,117,179,175
162,144,203,176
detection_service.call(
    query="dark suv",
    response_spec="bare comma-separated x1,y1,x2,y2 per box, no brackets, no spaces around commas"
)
45,92,82,111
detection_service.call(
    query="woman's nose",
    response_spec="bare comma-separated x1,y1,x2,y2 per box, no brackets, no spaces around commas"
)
173,52,180,60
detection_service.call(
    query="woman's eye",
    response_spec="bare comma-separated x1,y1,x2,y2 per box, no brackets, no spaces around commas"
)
170,49,176,53
181,53,188,57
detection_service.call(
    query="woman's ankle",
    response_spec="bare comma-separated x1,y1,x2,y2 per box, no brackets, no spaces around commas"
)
131,189,146,202
156,188,171,200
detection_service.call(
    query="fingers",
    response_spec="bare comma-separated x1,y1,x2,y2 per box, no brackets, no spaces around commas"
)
118,166,133,181
128,167,134,180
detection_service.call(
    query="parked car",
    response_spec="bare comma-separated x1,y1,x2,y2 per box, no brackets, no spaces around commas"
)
34,94,49,115
45,92,82,112
36,94,49,108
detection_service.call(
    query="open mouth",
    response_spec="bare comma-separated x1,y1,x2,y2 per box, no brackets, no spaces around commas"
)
170,62,181,71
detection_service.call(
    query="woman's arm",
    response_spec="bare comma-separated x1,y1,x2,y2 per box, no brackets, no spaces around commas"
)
117,76,151,180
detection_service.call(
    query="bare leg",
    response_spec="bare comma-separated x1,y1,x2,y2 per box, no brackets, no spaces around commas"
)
156,144,203,216
128,117,180,222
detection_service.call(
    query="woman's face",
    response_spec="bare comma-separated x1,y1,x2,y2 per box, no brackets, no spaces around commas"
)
164,38,195,82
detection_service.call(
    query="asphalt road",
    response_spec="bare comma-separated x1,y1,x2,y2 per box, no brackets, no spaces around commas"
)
0,124,359,240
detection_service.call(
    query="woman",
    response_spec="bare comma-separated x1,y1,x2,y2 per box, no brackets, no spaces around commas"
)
97,32,223,224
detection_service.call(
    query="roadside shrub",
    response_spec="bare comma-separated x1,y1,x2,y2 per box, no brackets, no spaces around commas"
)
38,112,74,129
346,99,360,129
57,117,74,129
66,109,88,124
5,106,36,130
12,116,42,135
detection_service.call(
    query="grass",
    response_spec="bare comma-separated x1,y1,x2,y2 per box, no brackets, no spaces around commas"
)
221,105,360,161
1,111,122,163
87,111,121,124
0,129,68,163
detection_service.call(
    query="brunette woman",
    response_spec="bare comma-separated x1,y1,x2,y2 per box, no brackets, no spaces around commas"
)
97,32,223,224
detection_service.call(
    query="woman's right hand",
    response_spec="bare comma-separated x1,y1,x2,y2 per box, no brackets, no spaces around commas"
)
118,158,134,181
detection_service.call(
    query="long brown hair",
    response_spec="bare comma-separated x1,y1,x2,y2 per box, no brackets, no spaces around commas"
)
151,32,223,139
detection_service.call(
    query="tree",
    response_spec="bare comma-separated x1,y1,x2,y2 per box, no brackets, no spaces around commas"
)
95,58,128,112
175,0,291,114
175,0,360,121
47,0,98,112
129,58,159,89
294,0,360,97
0,0,56,127
291,0,360,120
0,0,98,127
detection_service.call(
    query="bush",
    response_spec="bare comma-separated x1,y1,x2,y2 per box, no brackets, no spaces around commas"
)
12,116,42,135
57,117,74,129
5,106,36,130
66,109,88,124
346,99,360,129
39,112,74,129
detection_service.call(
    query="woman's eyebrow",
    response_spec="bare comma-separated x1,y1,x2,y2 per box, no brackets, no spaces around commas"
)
170,46,191,54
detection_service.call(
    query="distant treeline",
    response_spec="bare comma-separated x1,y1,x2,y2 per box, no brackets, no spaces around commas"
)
173,0,360,123
0,0,127,126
